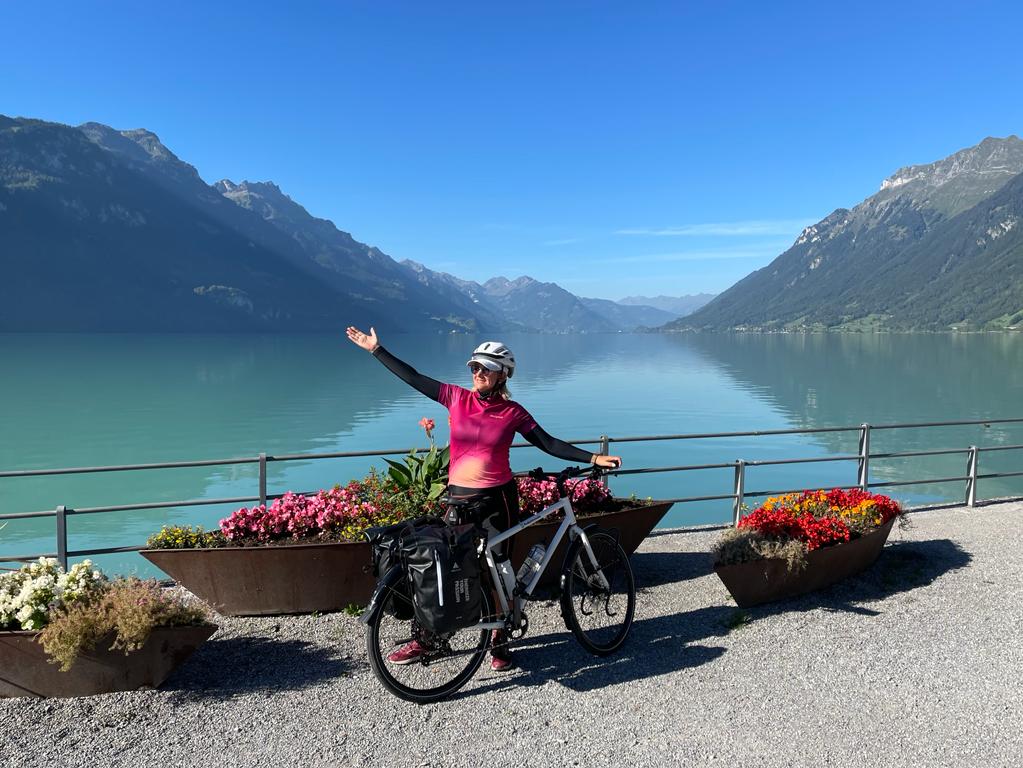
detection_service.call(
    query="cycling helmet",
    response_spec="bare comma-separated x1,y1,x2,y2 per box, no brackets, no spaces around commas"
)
466,341,516,378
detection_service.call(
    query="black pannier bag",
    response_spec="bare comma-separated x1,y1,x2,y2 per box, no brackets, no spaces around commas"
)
365,516,445,621
401,522,482,634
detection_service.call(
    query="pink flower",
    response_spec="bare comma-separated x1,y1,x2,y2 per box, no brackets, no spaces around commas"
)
419,417,435,439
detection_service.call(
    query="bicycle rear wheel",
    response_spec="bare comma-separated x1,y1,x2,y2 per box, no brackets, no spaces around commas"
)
365,572,491,703
560,530,635,656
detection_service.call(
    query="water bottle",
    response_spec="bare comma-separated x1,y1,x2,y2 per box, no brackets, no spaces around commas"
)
516,543,546,585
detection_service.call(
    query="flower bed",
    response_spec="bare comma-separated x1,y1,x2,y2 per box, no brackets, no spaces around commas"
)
712,489,904,607
0,558,215,697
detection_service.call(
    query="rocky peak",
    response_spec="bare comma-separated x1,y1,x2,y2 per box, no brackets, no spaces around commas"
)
483,276,539,296
876,136,1023,214
215,179,310,225
78,122,200,182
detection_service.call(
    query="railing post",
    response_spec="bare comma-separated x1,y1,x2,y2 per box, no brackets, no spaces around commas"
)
965,446,978,507
732,460,746,527
258,453,267,509
56,505,68,570
857,423,871,491
598,435,610,491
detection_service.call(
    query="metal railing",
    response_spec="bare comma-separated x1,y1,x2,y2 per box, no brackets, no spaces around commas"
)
2,417,1022,568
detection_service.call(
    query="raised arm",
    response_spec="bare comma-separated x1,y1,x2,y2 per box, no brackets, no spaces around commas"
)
523,425,622,468
346,326,443,402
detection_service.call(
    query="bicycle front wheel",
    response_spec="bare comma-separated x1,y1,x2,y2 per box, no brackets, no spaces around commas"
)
365,572,491,704
560,530,636,656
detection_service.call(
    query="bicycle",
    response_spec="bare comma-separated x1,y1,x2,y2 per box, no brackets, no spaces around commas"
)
360,465,636,703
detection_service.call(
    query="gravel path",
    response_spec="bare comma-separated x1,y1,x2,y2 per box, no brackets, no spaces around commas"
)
2,501,1021,768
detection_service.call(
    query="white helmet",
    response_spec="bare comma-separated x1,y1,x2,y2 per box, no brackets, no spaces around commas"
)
466,341,516,378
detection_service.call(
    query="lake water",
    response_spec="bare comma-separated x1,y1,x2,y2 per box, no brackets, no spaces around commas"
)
2,332,1022,576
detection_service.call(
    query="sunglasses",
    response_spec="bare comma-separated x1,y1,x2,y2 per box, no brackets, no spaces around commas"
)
469,363,498,375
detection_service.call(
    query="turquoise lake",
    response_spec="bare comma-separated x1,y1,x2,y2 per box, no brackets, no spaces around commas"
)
2,331,1022,576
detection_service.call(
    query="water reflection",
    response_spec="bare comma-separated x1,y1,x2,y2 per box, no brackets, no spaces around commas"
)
680,332,1023,501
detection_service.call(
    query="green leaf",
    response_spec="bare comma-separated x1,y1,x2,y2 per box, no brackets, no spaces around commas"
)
384,459,412,484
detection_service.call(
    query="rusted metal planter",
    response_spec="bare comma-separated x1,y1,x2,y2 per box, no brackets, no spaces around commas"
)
142,541,376,616
714,518,897,608
0,624,216,698
509,500,674,588
143,500,672,613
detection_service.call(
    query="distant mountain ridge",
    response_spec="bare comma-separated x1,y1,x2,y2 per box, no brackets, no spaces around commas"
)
619,294,715,317
1,115,670,333
671,135,1023,331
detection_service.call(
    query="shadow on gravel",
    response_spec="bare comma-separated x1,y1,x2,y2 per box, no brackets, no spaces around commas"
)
457,539,973,698
748,538,973,620
631,550,713,588
460,605,735,697
163,635,353,699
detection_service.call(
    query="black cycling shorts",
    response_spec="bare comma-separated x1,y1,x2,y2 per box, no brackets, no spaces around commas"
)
445,479,520,560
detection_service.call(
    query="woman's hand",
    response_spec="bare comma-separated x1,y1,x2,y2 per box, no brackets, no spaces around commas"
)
593,454,622,469
346,326,379,353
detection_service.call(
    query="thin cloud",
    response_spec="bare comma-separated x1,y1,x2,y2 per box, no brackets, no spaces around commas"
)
595,245,789,265
616,218,816,237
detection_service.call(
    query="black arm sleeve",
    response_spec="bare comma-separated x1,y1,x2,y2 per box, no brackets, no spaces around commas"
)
371,346,443,402
523,425,594,464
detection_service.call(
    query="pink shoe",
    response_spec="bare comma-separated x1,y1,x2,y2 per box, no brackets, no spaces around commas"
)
490,630,514,672
387,640,427,665
490,652,514,672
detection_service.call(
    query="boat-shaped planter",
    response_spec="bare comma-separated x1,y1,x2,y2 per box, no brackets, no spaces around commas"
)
142,499,674,614
714,517,897,608
0,624,217,698
142,540,375,617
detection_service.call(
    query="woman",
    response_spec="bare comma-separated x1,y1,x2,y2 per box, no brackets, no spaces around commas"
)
346,326,622,671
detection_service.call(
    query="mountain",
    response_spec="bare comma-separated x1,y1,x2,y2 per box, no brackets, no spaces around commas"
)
1,117,351,331
1,115,648,333
0,116,502,332
618,294,716,317
213,180,505,332
401,262,679,331
670,136,1023,331
578,297,679,329
480,276,617,333
398,259,527,332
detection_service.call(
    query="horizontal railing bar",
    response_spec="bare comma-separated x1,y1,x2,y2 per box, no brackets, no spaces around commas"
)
0,510,58,520
868,448,968,459
976,470,1023,479
742,484,863,498
67,496,260,515
271,447,456,462
868,476,970,488
67,545,145,557
653,493,739,504
608,462,737,476
976,444,1023,453
0,456,260,478
606,426,861,443
745,454,859,467
0,552,58,563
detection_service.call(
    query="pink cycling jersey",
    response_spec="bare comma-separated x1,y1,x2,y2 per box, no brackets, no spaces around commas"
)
438,383,538,488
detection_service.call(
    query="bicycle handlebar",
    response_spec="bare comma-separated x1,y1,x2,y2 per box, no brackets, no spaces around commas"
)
525,465,605,495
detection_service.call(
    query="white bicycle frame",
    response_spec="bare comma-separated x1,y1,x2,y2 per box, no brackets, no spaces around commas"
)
468,492,611,632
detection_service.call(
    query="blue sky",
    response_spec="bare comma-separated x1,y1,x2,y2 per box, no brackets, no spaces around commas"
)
4,1,1022,298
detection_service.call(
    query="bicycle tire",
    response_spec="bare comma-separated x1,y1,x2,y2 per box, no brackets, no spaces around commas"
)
365,571,491,704
560,529,635,656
